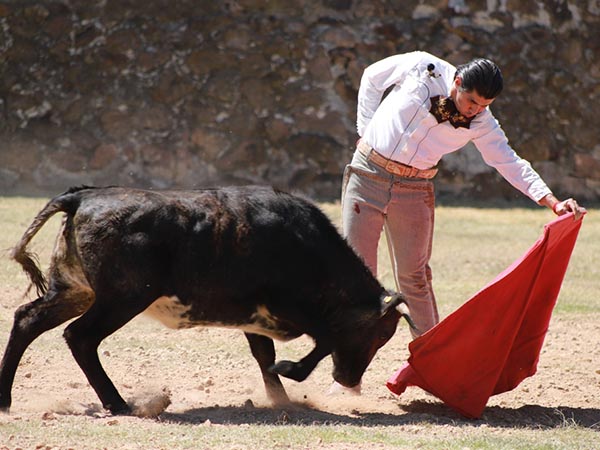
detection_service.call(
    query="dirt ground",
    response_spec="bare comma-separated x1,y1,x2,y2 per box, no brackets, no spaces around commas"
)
1,277,599,441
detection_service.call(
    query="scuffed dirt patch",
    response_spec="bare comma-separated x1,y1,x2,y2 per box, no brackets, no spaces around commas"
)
0,306,598,449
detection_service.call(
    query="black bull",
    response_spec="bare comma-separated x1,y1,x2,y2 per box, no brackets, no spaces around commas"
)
0,186,413,414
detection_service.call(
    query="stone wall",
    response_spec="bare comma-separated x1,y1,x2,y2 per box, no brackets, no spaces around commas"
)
1,0,599,202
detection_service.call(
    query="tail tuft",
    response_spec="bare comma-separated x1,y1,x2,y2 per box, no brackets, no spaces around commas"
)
11,248,48,297
10,192,74,298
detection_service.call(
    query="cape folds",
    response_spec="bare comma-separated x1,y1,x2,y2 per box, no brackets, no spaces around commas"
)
387,212,584,418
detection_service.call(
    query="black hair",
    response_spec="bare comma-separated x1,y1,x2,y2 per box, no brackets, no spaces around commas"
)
454,58,503,99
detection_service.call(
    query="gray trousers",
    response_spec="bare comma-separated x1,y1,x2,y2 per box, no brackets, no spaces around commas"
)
341,149,439,336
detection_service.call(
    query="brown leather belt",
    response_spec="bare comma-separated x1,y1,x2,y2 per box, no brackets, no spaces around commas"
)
357,140,438,179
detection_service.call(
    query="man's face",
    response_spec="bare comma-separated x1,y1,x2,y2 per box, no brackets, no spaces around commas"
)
452,77,496,118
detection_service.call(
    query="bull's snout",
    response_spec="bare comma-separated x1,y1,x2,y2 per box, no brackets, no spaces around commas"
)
332,367,362,389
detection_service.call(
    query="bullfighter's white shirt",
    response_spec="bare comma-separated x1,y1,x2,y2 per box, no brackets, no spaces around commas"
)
356,51,551,202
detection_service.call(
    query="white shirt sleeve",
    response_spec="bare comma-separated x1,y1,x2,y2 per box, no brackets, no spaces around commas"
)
357,51,428,136
472,113,552,202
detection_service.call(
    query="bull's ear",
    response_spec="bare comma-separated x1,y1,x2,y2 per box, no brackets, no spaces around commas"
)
380,293,403,315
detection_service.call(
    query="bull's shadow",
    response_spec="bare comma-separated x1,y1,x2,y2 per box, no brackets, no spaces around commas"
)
159,400,600,430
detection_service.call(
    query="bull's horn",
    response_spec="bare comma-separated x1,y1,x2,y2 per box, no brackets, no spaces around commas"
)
396,302,420,334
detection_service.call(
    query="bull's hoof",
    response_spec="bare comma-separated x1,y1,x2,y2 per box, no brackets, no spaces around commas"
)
0,396,11,413
107,403,132,416
268,360,308,382
269,360,295,376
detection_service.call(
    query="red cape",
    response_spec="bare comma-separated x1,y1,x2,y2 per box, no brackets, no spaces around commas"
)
387,213,584,419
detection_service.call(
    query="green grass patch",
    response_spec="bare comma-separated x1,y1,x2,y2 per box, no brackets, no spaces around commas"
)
1,416,597,449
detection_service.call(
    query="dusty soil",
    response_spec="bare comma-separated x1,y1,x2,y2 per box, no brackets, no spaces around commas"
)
1,278,599,441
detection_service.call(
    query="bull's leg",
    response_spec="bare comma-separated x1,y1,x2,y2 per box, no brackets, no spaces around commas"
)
63,297,149,415
0,292,92,411
269,341,331,382
244,332,290,405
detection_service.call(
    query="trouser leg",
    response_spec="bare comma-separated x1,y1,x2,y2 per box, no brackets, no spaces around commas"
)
341,166,386,276
384,181,438,337
334,166,389,395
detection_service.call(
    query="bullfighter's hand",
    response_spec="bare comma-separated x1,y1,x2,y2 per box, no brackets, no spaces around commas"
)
553,198,586,220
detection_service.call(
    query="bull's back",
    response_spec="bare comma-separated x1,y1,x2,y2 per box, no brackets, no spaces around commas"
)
69,186,340,294
62,186,344,334
42,185,381,341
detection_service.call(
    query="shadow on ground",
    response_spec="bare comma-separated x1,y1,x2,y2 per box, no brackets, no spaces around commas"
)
158,400,600,430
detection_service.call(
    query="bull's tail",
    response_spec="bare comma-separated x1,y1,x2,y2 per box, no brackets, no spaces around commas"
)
11,188,83,297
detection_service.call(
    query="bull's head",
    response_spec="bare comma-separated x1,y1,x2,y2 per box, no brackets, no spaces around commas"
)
330,292,414,388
